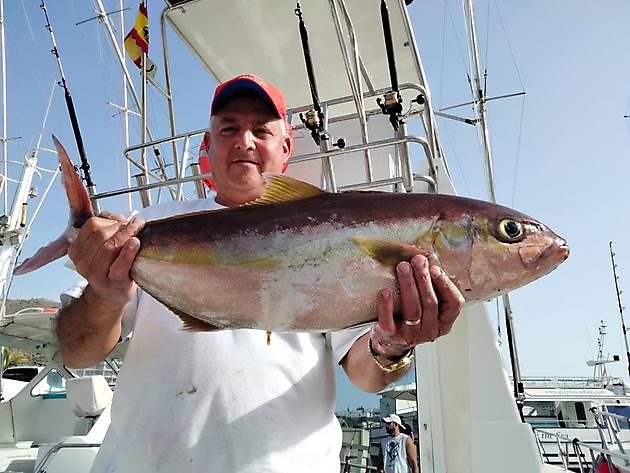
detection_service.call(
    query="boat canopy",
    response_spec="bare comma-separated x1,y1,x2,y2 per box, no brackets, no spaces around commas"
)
164,0,425,119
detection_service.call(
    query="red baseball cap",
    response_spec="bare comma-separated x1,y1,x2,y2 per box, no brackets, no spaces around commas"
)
210,74,288,122
200,74,291,191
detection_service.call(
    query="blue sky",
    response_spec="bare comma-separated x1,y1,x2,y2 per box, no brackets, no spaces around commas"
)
2,1,630,411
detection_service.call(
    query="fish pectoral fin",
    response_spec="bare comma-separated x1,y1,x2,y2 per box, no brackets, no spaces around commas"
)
245,174,326,207
170,308,221,332
352,237,426,268
13,234,70,275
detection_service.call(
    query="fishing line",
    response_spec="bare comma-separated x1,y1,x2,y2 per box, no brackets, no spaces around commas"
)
444,0,471,82
483,0,490,68
510,94,526,208
491,0,525,91
438,1,447,109
18,0,36,44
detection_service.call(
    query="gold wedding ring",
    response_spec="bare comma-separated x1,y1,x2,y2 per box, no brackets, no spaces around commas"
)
403,318,422,326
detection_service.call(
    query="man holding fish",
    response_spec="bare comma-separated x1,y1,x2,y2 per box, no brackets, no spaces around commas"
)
30,74,563,472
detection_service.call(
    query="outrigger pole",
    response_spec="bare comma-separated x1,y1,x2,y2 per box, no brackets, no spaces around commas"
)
40,0,99,212
462,0,524,418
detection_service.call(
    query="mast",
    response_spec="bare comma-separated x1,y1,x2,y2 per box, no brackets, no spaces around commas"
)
609,241,630,379
462,0,524,416
0,0,6,214
0,0,4,399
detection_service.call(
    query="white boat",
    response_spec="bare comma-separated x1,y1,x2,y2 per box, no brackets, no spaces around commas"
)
0,1,584,472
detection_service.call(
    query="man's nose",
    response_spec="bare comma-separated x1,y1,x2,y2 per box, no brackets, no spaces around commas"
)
234,129,255,150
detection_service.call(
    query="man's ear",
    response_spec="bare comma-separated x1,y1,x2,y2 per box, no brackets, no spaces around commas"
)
202,130,211,150
283,135,292,160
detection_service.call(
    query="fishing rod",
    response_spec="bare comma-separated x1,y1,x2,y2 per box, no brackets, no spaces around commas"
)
609,241,630,379
294,1,323,146
376,0,404,131
294,1,344,150
40,0,99,211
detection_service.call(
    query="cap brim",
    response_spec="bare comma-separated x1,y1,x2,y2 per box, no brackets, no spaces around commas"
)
211,80,279,117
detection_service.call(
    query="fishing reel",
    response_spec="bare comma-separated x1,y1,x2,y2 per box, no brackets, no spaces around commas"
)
377,90,404,131
299,109,323,145
299,109,345,149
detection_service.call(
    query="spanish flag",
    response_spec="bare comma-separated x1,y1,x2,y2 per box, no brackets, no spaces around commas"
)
124,3,148,69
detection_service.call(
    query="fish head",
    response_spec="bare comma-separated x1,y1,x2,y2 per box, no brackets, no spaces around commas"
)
463,208,569,299
426,196,569,301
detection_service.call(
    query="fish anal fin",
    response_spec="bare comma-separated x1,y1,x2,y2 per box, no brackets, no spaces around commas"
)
169,307,221,332
245,174,325,207
352,237,428,268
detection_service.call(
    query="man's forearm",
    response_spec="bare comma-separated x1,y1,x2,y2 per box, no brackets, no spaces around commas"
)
340,332,413,393
56,285,126,368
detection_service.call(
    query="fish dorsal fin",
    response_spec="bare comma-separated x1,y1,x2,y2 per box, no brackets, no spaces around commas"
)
245,174,325,207
352,237,426,268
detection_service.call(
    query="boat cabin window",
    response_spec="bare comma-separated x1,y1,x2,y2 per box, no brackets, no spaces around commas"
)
605,405,630,429
2,366,40,382
30,368,66,397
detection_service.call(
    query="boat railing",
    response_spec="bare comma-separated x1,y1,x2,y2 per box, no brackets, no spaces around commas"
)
93,128,437,209
591,407,630,468
32,442,101,473
533,427,630,472
519,376,625,389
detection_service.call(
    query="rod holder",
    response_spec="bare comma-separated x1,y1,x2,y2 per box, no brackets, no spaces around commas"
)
133,174,152,208
189,163,207,199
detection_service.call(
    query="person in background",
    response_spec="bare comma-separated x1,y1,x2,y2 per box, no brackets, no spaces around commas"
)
378,414,419,473
56,74,463,473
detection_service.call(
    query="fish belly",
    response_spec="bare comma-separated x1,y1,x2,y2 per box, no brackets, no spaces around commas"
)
132,255,394,331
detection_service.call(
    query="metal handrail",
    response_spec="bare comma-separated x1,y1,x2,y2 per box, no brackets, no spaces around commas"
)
534,425,630,472
92,133,435,204
33,442,101,473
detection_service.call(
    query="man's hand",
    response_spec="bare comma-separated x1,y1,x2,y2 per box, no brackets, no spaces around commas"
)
67,212,145,310
341,254,465,392
371,254,464,360
57,212,145,369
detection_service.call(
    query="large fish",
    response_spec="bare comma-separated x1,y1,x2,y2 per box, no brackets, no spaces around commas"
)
15,136,569,332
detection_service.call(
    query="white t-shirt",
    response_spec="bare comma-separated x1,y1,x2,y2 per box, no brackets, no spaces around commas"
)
80,198,369,473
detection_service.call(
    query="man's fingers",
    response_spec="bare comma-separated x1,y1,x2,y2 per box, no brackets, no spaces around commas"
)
430,265,465,336
109,237,141,282
376,288,396,333
69,218,125,275
98,211,127,223
397,260,422,324
89,217,144,280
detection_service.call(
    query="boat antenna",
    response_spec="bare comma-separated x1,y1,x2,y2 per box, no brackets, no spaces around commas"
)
609,241,630,379
376,0,404,131
40,0,98,211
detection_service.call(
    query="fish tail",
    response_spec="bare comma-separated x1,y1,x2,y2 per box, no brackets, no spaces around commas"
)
13,135,94,275
53,135,95,229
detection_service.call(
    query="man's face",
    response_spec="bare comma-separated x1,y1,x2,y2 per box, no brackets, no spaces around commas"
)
385,421,397,435
204,93,292,207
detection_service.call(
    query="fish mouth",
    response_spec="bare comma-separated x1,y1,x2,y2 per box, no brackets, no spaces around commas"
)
518,240,570,271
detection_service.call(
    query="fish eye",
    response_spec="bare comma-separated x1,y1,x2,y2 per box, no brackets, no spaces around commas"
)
497,219,524,242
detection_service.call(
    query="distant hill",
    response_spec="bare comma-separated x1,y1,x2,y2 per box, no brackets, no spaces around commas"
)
5,298,60,315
